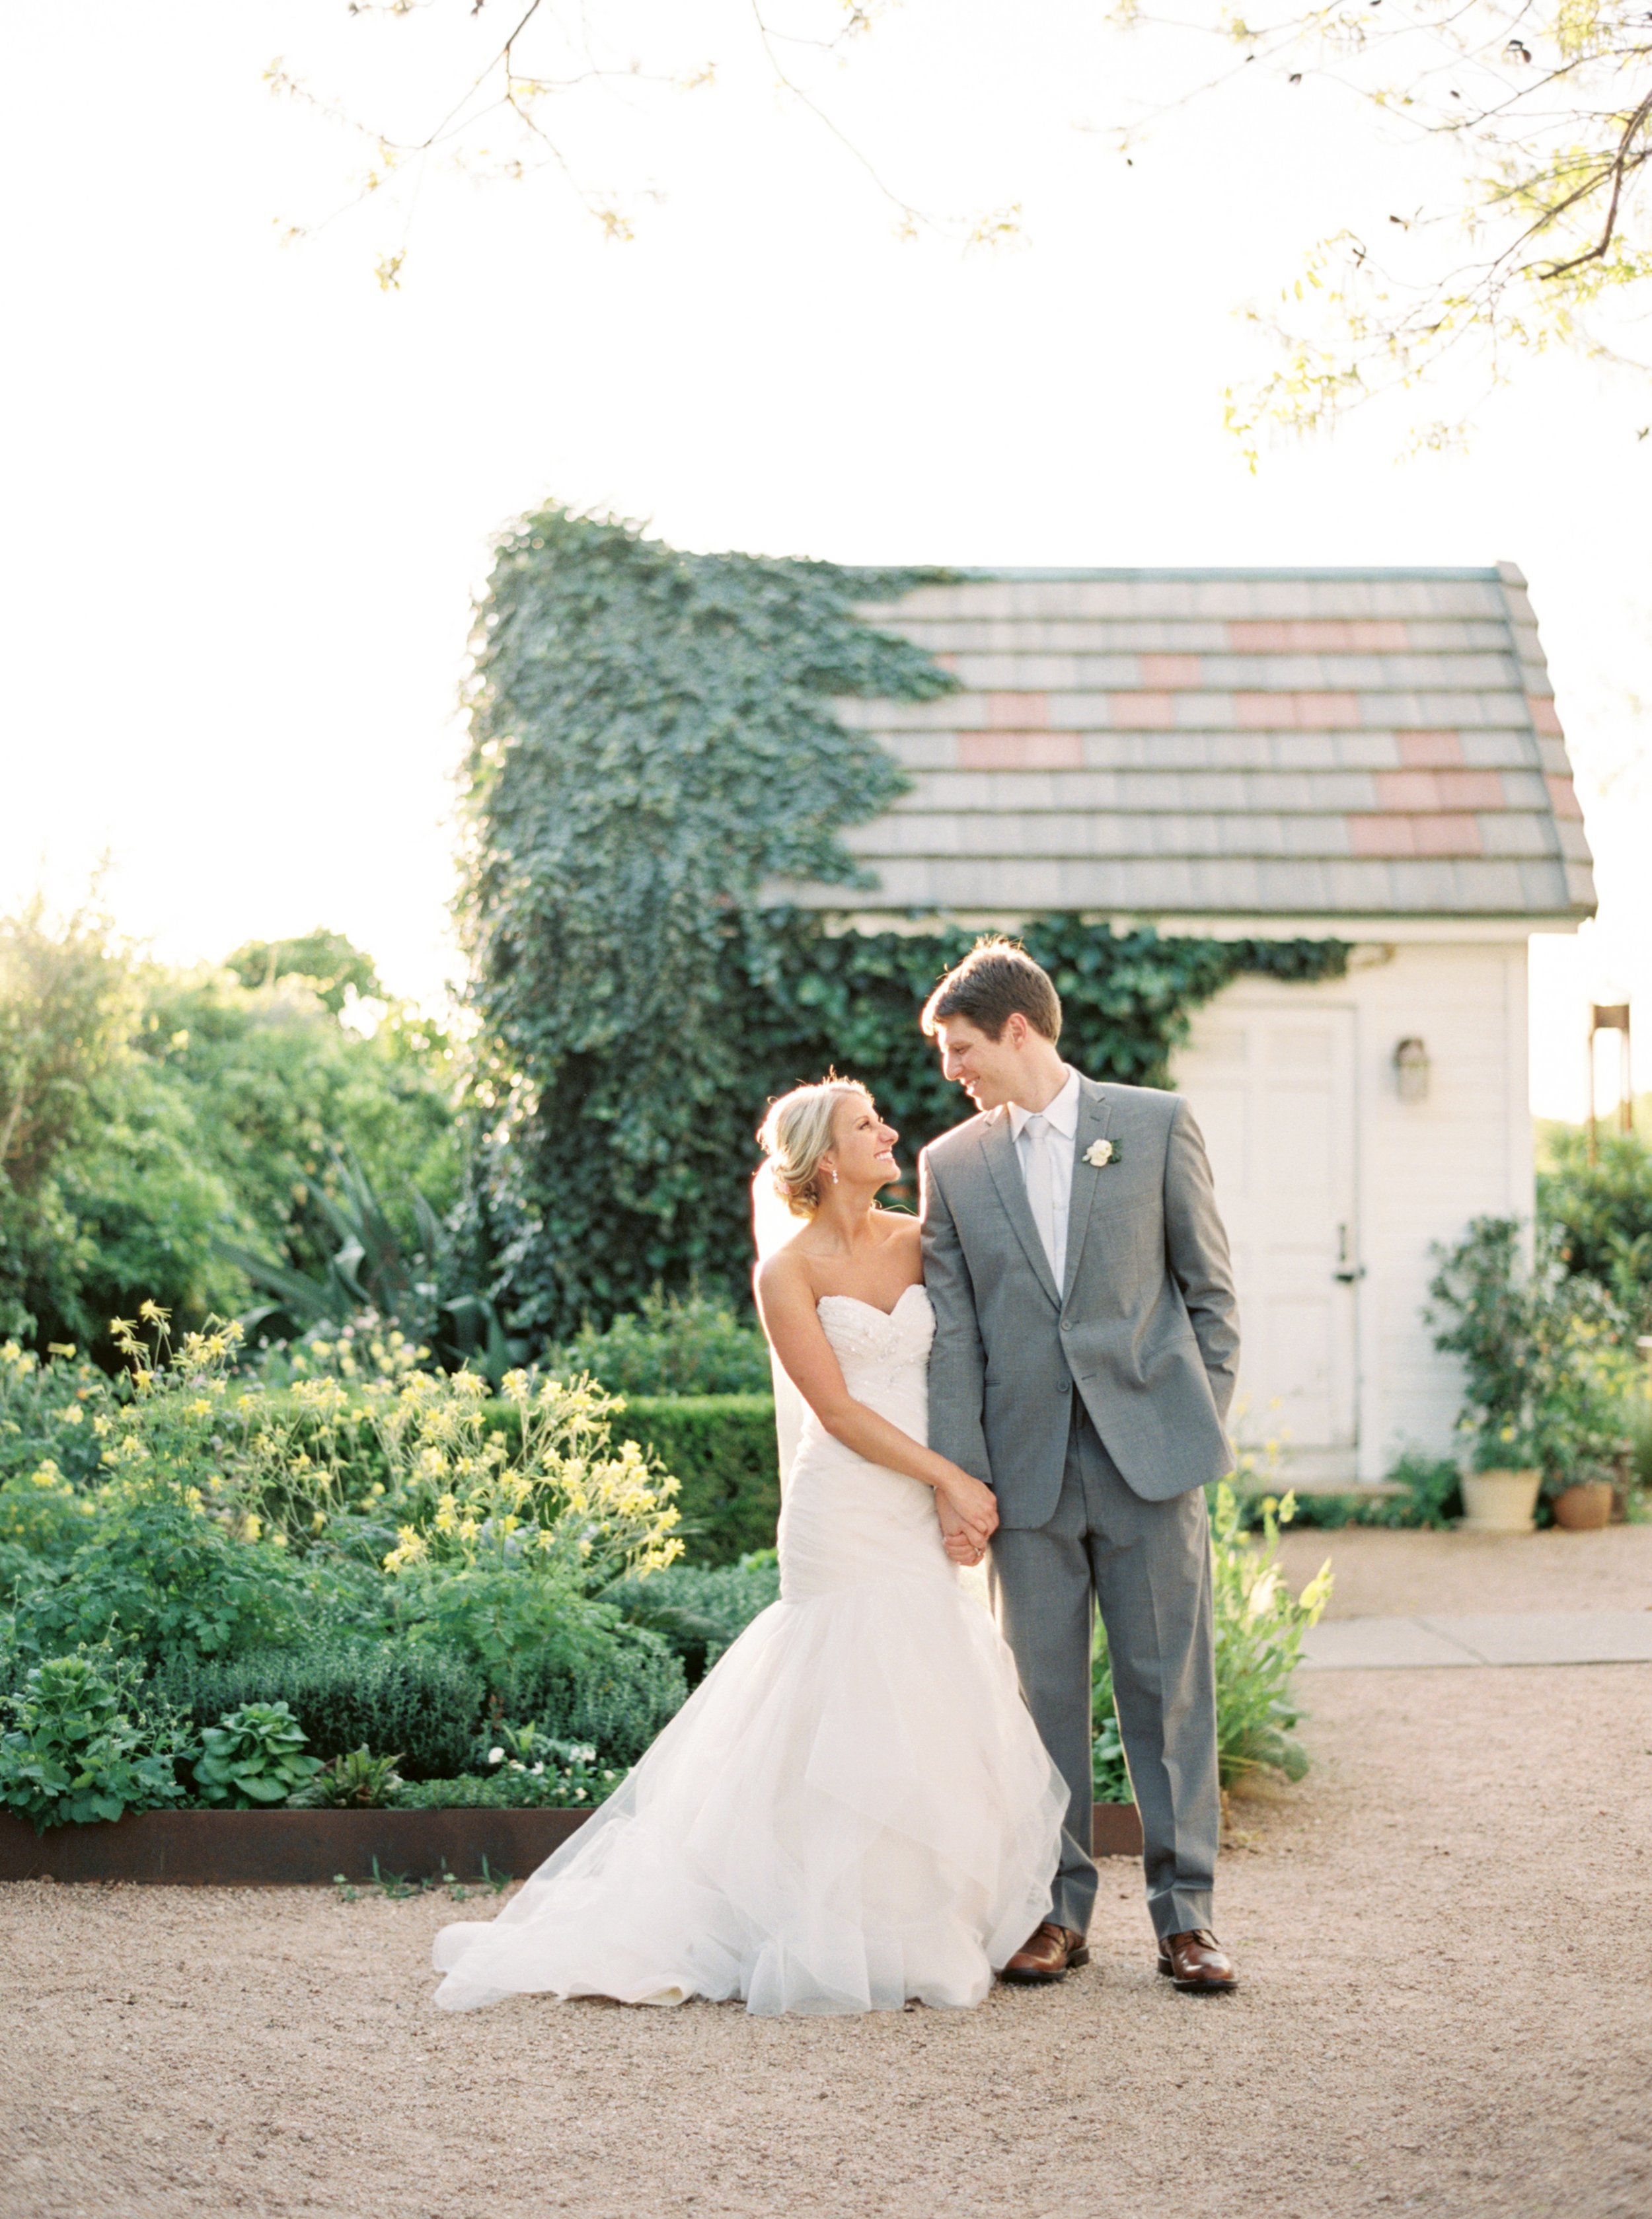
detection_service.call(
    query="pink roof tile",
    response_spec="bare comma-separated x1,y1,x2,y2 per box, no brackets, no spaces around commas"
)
1108,692,1176,729
1227,619,1409,652
1528,695,1563,735
957,731,1083,770
986,691,1049,728
1234,693,1362,729
1139,654,1203,688
1396,731,1465,767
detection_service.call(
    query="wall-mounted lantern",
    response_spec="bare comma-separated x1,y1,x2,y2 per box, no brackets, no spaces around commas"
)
1394,1037,1431,1103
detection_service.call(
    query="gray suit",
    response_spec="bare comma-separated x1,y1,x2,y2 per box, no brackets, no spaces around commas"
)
920,1075,1240,1941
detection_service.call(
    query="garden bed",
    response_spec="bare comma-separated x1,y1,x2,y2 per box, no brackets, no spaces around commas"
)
0,1802,1143,1885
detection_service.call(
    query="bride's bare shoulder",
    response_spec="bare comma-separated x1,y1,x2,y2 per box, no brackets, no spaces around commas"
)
755,1233,815,1308
873,1209,922,1256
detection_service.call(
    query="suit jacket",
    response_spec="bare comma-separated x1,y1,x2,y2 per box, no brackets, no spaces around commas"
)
919,1074,1240,1523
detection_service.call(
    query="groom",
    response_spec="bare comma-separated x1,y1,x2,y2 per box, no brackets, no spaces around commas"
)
918,938,1241,1994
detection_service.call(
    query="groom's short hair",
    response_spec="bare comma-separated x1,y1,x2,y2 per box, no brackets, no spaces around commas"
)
921,938,1062,1043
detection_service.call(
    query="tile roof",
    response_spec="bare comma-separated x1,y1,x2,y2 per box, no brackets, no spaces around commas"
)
770,564,1595,922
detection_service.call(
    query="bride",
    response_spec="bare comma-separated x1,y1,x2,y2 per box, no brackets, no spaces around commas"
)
431,1078,1067,2017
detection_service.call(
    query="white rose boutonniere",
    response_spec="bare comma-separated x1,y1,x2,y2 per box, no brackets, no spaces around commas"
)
1084,1138,1119,1169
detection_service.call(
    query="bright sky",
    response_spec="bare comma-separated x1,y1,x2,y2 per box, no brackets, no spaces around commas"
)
1,1,1646,1119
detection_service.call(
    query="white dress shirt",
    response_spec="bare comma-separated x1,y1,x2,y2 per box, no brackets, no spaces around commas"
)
1006,1065,1081,1288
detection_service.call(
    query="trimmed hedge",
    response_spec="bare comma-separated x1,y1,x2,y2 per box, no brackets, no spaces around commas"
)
611,1395,780,1565
150,1639,482,1780
149,1622,689,1777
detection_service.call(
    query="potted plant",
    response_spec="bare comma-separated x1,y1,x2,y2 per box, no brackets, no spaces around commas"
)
1430,1219,1636,1534
1530,1318,1634,1531
1429,1218,1546,1531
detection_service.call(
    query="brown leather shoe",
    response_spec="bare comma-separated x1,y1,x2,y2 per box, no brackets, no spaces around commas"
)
1156,1928,1238,1993
1000,1922,1090,1984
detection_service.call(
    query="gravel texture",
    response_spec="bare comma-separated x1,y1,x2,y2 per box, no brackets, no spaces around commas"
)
3,1531,1649,2219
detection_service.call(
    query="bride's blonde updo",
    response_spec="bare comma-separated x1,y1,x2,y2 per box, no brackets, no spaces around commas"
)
757,1077,872,1217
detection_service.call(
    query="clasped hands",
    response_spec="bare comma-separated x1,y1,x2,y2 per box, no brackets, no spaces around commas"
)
936,1467,997,1569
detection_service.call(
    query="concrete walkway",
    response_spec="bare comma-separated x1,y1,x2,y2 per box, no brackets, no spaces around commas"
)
1299,1607,1652,1669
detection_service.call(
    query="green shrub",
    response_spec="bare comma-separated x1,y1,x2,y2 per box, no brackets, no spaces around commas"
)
607,1397,779,1565
1539,1127,1652,1335
0,1461,97,1559
0,1339,108,1490
287,1746,405,1809
0,1651,194,1831
1428,1215,1637,1489
1090,1712,1132,1803
15,1474,307,1665
550,1286,772,1397
194,1701,322,1807
1237,1452,1462,1531
150,1638,484,1780
611,1554,781,1680
492,1621,688,1767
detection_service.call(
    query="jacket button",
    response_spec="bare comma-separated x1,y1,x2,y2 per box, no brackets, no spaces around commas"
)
1057,1379,1070,1393
1060,1320,1073,1333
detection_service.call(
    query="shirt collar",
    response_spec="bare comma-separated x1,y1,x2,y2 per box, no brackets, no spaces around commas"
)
1006,1065,1080,1141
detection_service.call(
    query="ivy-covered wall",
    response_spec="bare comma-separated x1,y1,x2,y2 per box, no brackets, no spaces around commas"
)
460,508,1347,1336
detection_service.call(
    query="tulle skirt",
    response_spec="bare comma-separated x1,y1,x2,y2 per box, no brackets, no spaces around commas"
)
433,1376,1067,2019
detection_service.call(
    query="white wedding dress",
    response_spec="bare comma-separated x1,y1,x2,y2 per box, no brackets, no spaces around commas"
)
430,1285,1067,2016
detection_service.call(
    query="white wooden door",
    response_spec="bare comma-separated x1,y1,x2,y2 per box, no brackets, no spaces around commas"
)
1172,1005,1359,1472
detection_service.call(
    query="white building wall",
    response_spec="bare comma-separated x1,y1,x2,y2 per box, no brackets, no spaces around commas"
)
1173,939,1533,1483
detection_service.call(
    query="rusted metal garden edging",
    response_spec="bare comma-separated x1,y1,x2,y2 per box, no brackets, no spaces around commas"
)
0,1802,1143,1885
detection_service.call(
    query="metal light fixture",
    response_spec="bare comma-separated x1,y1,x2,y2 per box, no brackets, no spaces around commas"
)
1394,1037,1430,1103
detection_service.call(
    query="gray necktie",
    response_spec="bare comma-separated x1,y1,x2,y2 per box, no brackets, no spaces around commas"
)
1022,1112,1060,1283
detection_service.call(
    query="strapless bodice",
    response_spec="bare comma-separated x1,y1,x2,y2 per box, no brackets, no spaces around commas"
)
781,1283,942,1602
814,1282,934,1394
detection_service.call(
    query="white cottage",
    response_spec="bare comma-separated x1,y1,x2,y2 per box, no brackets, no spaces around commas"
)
772,565,1595,1486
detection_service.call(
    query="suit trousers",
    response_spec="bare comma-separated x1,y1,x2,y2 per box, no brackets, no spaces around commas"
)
987,1402,1219,1942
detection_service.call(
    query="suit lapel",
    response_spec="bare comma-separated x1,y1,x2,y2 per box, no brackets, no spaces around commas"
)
978,1110,1061,1308
1062,1080,1115,1302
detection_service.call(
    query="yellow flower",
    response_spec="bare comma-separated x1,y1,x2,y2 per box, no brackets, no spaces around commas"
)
46,1342,76,1360
186,1399,213,1420
138,1300,169,1325
108,1317,135,1338
56,1405,84,1427
240,1513,263,1542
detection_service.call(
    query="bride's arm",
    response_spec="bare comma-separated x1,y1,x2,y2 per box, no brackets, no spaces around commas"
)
755,1254,998,1544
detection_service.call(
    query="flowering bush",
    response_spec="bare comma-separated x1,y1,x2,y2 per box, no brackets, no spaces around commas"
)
0,1336,107,1488
360,1366,683,1671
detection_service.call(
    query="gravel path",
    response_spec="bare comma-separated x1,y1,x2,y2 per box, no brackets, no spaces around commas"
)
3,1534,1650,2219
1275,1519,1652,1618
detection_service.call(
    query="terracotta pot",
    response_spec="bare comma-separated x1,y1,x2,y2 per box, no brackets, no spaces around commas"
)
1551,1480,1613,1532
1459,1468,1542,1534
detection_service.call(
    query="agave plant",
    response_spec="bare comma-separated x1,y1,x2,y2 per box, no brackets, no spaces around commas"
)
217,1147,527,1378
